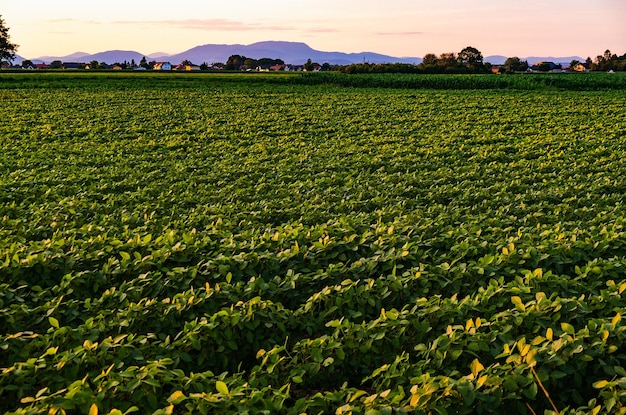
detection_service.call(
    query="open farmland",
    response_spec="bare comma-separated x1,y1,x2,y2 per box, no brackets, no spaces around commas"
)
1,72,626,414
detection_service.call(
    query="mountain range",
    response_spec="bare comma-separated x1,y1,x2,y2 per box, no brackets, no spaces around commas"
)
14,41,583,67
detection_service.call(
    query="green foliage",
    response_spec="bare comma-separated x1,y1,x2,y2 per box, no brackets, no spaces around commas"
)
1,73,626,414
0,14,19,64
298,71,626,90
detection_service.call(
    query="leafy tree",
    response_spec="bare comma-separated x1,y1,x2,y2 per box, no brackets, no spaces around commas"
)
140,56,148,68
537,62,554,72
21,59,34,68
243,58,257,69
0,15,18,64
304,58,319,71
438,52,457,68
89,60,100,69
226,55,245,70
569,59,581,69
503,56,529,73
458,46,484,70
50,60,63,69
422,53,438,66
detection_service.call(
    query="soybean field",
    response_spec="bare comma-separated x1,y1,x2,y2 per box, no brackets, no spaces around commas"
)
1,72,626,414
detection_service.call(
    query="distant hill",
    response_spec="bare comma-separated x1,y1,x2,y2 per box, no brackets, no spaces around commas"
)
25,41,423,66
32,52,91,63
153,41,423,65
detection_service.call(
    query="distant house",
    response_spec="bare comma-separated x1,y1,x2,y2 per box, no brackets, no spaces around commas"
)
174,64,201,71
36,64,50,70
572,62,590,72
63,62,81,70
269,64,285,71
284,65,304,71
154,62,172,71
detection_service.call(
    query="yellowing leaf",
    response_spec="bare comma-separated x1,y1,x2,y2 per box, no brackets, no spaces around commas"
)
349,390,368,403
89,404,98,415
520,344,531,357
602,330,610,342
167,390,186,404
524,348,537,366
612,313,621,328
470,358,485,377
593,380,610,389
216,380,229,396
476,375,488,389
561,322,575,335
546,327,553,341
48,317,59,329
511,296,525,312
386,309,399,321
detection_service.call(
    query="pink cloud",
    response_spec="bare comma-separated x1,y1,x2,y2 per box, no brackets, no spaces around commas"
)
113,18,296,32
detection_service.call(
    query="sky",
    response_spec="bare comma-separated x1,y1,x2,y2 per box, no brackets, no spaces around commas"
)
4,0,626,60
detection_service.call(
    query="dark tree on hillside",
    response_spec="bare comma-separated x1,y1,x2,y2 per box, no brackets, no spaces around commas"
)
0,15,18,64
